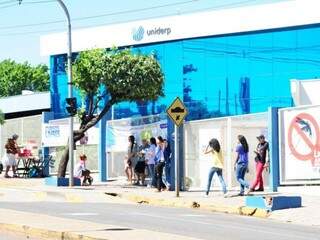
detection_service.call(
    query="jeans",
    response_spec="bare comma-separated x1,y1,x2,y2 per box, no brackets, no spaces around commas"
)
251,161,264,190
148,164,156,187
236,163,250,194
155,162,166,191
206,167,227,195
162,162,171,189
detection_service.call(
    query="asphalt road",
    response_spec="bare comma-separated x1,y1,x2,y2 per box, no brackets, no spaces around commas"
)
0,201,319,240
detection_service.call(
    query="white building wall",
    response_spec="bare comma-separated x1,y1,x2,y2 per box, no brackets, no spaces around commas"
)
41,0,320,56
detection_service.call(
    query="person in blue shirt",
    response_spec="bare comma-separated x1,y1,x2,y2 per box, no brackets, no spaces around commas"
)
162,139,172,190
234,135,250,196
154,136,166,192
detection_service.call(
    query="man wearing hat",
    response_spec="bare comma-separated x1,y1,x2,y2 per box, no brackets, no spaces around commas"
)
249,134,269,193
2,134,19,178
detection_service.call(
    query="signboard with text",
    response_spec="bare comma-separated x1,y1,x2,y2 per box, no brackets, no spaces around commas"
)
42,123,98,147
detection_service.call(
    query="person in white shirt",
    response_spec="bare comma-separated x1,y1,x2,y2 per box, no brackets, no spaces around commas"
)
145,137,157,187
74,154,93,186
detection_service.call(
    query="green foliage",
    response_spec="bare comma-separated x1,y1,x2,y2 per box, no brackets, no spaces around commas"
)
0,59,49,97
72,49,105,96
103,48,164,102
0,109,5,125
73,48,164,107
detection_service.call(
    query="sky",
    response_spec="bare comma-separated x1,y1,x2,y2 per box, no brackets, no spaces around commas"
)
0,0,288,66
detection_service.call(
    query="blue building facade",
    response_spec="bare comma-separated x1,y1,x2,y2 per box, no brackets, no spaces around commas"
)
49,24,320,120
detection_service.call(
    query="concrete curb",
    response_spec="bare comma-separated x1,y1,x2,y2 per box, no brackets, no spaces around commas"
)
115,193,270,218
0,223,103,240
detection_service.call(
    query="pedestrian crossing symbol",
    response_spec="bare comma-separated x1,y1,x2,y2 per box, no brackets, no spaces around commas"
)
166,97,188,126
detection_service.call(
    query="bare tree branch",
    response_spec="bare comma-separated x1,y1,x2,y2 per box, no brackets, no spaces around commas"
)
81,98,115,133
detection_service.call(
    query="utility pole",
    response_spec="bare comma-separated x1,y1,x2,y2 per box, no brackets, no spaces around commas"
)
19,0,73,187
56,0,74,187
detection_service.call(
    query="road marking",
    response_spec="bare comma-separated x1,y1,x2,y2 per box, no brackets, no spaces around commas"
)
34,192,47,201
63,212,99,216
65,194,84,203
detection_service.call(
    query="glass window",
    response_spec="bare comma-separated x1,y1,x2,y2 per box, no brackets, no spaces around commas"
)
51,25,320,120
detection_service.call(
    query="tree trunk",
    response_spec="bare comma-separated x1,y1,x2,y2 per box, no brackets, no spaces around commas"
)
57,132,84,178
57,99,114,178
57,145,69,177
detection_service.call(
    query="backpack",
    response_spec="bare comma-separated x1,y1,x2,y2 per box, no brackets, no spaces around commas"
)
28,166,40,178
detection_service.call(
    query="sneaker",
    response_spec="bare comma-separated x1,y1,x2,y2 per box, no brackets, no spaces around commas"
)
245,189,253,195
223,193,228,198
204,192,209,197
255,188,264,192
88,177,93,185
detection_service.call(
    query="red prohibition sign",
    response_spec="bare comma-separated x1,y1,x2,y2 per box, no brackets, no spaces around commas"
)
287,112,320,165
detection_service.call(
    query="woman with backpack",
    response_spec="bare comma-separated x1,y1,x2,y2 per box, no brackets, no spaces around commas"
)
204,138,227,197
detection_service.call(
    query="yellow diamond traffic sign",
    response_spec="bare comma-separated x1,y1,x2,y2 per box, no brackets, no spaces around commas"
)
166,97,188,126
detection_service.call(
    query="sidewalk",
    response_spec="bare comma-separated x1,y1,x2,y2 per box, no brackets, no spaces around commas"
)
0,175,266,216
0,175,320,228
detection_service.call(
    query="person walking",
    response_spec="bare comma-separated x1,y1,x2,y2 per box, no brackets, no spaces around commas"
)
249,134,269,193
124,135,138,184
204,138,227,196
154,136,166,192
2,134,19,178
234,135,250,196
146,137,157,188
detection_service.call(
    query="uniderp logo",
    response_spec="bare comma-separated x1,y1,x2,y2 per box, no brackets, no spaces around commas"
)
132,26,145,41
132,25,172,42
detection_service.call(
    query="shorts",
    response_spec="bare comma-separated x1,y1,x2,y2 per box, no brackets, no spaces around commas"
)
2,153,16,167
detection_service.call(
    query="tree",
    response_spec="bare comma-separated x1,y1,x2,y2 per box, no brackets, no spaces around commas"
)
0,59,49,96
57,48,164,177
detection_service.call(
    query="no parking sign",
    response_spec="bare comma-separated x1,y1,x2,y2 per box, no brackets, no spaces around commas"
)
287,112,320,167
280,106,320,182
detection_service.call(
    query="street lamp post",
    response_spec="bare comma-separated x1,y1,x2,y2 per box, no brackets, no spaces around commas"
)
56,0,74,187
18,0,74,186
